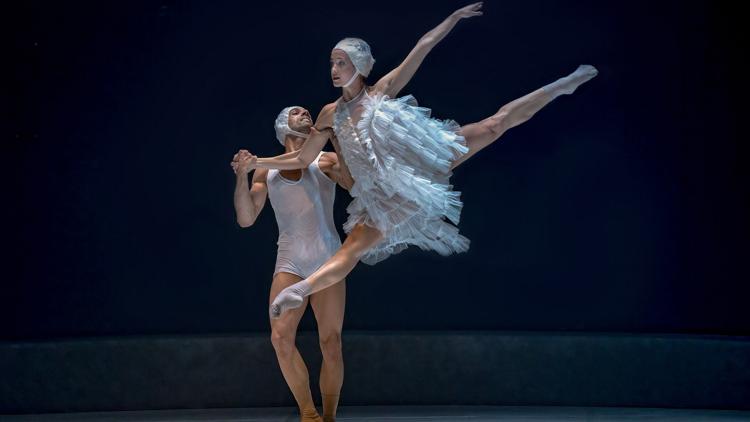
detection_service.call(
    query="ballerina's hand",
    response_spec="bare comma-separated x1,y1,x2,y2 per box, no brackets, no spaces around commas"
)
453,2,483,19
230,149,246,174
245,153,258,171
230,150,256,174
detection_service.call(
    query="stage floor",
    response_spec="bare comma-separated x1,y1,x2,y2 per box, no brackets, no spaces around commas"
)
2,406,749,421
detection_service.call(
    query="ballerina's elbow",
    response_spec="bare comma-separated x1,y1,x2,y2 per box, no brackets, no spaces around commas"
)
417,36,435,49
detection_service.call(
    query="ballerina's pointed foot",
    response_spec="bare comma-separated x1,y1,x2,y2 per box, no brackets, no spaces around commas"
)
268,283,309,319
576,64,598,81
544,64,599,98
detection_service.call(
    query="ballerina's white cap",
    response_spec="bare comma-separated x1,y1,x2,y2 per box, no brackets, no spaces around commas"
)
274,106,310,146
333,37,375,87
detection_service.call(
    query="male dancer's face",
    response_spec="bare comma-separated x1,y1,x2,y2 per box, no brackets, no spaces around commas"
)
288,107,313,133
330,49,355,87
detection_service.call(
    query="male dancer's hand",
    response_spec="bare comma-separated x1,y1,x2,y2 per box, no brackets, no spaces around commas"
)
230,149,244,174
230,149,257,175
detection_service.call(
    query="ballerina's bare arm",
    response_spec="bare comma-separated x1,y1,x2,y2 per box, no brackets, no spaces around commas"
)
253,105,336,170
373,2,483,98
273,149,306,160
252,128,328,170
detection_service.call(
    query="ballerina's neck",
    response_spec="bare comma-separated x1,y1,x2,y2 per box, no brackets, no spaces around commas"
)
341,86,368,104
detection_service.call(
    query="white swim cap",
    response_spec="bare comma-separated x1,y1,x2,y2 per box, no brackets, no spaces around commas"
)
333,37,375,86
274,106,310,145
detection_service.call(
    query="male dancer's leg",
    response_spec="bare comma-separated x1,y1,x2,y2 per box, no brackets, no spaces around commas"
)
310,279,346,422
269,272,321,422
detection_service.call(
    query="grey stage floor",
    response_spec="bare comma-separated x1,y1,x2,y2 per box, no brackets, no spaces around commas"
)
2,406,749,422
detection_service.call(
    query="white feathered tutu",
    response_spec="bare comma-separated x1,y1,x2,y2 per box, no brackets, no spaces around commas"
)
333,90,470,265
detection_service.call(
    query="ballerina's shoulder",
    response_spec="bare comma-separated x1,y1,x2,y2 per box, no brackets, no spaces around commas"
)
313,102,338,131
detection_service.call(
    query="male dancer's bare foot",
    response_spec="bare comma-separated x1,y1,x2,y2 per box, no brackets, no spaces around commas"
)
301,408,323,422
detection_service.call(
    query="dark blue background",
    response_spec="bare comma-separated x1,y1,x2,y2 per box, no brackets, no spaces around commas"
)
6,0,747,340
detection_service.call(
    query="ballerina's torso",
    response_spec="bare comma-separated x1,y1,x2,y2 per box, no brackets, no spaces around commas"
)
322,86,380,191
336,86,374,127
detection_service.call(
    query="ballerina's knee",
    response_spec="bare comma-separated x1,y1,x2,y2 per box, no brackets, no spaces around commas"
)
486,110,510,138
343,224,383,259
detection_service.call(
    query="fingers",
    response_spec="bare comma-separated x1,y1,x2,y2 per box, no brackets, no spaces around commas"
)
239,155,255,165
230,150,255,173
458,2,482,17
232,150,252,162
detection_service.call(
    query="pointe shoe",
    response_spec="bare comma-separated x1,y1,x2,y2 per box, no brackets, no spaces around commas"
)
576,64,598,78
269,283,308,319
269,292,304,319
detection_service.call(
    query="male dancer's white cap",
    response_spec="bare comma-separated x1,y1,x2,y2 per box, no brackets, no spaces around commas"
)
274,106,310,145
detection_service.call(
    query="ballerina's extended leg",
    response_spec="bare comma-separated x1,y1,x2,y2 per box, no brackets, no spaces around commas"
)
452,64,598,168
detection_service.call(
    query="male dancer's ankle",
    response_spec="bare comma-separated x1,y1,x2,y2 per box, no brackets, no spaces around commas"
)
322,393,340,422
300,406,323,422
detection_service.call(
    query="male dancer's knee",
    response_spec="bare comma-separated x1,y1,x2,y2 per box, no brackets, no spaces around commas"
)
271,329,296,360
319,331,343,363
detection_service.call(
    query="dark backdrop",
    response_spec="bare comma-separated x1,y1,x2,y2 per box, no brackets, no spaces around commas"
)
6,0,747,340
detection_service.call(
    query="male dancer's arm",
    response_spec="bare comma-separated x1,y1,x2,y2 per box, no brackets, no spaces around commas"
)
318,152,354,192
374,2,483,98
232,150,269,227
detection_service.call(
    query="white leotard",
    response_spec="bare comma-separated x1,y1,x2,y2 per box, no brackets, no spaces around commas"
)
266,151,342,278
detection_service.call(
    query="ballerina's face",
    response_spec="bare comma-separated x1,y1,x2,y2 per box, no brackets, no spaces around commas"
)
330,49,355,87
288,107,312,132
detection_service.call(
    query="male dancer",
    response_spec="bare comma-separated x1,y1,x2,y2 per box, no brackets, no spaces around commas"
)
231,106,352,422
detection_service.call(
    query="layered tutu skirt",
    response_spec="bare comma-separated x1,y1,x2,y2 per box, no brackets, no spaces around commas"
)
333,92,471,265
